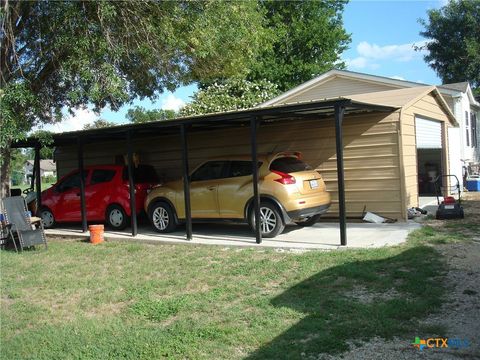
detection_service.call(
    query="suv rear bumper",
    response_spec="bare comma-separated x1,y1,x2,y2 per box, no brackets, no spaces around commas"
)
286,203,330,221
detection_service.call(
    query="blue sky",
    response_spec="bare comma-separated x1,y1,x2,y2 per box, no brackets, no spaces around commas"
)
51,0,447,131
342,0,444,84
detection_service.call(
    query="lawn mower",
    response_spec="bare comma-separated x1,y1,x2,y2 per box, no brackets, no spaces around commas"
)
434,174,464,220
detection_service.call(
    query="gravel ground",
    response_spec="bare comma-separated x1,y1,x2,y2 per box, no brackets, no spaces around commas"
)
317,193,480,360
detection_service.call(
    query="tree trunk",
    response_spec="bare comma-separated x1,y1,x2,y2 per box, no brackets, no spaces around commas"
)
0,145,12,199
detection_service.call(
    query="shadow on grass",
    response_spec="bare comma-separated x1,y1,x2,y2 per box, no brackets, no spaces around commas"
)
247,245,446,359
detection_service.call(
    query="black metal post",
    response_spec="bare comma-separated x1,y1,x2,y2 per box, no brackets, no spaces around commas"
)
334,104,347,246
250,117,261,244
34,145,42,215
30,148,36,191
77,138,88,233
126,131,137,237
181,124,192,240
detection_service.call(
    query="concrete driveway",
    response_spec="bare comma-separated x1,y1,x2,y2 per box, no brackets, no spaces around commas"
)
45,220,421,250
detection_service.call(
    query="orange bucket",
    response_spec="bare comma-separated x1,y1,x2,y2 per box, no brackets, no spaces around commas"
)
89,224,104,244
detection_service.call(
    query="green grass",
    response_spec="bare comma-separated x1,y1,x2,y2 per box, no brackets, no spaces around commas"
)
1,212,473,359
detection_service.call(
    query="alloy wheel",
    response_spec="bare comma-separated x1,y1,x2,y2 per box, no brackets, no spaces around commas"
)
153,207,169,230
260,206,277,234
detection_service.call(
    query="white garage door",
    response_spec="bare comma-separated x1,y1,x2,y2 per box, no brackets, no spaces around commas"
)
415,117,442,149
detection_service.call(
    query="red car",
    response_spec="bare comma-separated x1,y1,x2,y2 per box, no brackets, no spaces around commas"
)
39,164,159,230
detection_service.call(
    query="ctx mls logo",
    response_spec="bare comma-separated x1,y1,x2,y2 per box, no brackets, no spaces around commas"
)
412,337,470,351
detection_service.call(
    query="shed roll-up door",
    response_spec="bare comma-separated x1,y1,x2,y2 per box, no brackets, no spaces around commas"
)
415,117,442,149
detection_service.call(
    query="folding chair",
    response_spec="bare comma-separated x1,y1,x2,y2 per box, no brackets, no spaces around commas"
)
1,196,48,251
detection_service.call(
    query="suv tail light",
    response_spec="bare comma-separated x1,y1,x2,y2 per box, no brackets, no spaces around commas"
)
272,170,296,185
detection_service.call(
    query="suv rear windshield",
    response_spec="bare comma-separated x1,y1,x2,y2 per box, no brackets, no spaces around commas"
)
269,157,311,173
122,165,159,183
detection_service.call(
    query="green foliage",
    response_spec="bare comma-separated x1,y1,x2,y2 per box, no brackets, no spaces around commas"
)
42,174,57,184
1,0,268,146
248,0,350,91
180,79,280,116
83,119,117,130
9,149,28,185
419,0,480,93
0,83,41,150
126,106,176,124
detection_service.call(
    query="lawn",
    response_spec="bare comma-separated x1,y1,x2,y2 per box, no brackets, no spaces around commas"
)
0,203,474,359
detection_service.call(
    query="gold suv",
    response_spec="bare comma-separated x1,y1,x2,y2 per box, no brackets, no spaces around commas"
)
145,152,331,238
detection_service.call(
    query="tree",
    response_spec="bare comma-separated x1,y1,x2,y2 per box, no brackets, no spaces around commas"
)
419,0,480,93
180,79,280,116
0,0,268,197
83,119,117,130
248,0,350,92
126,107,176,124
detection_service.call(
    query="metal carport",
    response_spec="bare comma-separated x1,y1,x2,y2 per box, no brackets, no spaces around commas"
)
11,98,396,246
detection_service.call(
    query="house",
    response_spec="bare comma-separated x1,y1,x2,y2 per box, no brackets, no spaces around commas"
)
261,69,480,186
24,159,56,182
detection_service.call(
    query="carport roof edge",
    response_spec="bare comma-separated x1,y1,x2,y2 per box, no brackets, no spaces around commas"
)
12,97,398,148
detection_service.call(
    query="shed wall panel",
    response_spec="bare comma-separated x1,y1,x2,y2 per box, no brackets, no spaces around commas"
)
55,112,404,220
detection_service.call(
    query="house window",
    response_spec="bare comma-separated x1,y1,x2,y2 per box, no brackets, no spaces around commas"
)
465,111,470,147
472,112,478,148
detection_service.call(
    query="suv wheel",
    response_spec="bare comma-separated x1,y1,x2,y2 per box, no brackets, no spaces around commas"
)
149,201,177,233
106,204,128,230
250,202,285,238
40,207,55,229
295,214,321,227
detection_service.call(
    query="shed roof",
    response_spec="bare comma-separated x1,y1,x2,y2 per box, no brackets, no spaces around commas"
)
351,86,457,126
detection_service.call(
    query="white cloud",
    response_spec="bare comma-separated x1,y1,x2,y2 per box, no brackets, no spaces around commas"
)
344,40,428,71
39,107,98,133
357,40,427,62
161,94,185,111
344,56,379,70
390,75,405,80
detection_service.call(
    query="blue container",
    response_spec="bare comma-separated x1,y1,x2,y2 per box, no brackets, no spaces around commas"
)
466,179,480,191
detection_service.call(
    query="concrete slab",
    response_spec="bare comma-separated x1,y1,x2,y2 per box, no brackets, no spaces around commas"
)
419,196,443,216
45,221,422,250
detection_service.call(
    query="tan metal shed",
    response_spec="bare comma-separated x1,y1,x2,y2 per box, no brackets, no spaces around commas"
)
51,86,456,222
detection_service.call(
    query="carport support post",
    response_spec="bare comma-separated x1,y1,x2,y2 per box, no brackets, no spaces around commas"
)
181,124,192,241
126,131,137,237
335,104,347,246
77,138,88,233
250,116,262,244
34,145,42,214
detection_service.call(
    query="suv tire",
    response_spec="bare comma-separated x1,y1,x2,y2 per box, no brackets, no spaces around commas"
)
149,201,177,233
295,214,321,227
106,204,128,230
249,202,285,238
